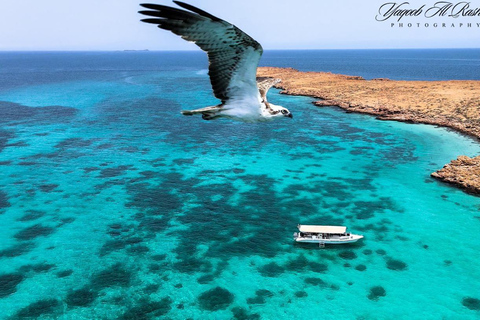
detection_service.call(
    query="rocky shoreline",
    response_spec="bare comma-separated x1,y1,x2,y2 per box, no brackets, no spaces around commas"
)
257,67,480,195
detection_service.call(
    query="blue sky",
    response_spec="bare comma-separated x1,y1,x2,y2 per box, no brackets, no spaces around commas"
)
0,0,479,50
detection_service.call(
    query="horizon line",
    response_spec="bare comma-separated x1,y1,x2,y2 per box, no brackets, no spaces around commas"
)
1,47,480,52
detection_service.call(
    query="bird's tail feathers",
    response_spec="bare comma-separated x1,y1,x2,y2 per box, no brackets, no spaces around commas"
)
181,105,222,116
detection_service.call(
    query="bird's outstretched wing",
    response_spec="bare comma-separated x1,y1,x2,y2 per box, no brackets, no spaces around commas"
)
256,77,281,103
140,1,263,104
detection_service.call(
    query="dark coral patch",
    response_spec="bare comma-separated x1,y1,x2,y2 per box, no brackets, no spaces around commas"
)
355,264,367,271
0,131,14,153
295,291,308,298
14,224,54,241
127,245,150,255
125,237,143,245
119,297,172,319
55,137,93,149
376,249,387,256
15,299,61,318
100,165,133,178
462,297,480,310
309,262,328,273
173,158,196,166
198,287,234,311
17,210,46,222
60,217,75,225
197,274,215,284
39,184,59,192
83,167,100,174
352,201,377,219
149,264,162,272
173,257,212,274
0,242,34,258
90,263,132,289
284,255,309,271
258,262,284,278
368,286,386,301
144,284,160,294
246,289,273,305
0,190,10,211
56,269,73,278
19,263,56,274
386,258,408,271
65,287,97,307
99,239,128,256
151,254,167,261
0,273,24,298
232,306,260,320
363,249,373,255
304,277,326,287
140,217,170,233
0,101,78,123
338,250,357,260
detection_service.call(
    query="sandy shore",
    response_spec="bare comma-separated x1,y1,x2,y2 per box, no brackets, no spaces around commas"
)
257,67,480,195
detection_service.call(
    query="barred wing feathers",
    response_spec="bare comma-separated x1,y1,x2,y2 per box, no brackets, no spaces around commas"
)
140,1,263,104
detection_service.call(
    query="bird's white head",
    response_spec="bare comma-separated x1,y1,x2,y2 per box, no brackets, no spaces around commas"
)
268,103,293,119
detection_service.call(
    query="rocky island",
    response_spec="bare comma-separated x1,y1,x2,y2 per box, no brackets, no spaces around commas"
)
257,67,480,195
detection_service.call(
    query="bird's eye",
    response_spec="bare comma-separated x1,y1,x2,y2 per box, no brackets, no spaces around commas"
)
281,110,288,114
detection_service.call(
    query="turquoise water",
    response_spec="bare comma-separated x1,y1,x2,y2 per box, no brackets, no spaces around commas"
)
1,51,480,319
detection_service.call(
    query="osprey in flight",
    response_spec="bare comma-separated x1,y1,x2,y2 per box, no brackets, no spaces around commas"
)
139,1,293,122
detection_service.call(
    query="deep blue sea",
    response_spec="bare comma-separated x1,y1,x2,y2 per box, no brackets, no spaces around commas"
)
1,49,480,319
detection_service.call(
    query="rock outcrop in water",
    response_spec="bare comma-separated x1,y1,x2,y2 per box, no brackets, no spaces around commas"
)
431,156,480,195
257,67,480,195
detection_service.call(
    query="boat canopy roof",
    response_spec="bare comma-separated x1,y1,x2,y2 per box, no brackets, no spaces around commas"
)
298,225,347,234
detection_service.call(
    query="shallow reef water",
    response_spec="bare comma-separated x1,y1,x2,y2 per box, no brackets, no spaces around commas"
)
0,51,480,319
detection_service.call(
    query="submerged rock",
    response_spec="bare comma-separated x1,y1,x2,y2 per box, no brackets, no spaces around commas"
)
246,289,274,305
232,306,260,320
119,297,172,319
15,299,61,318
90,263,132,289
0,191,10,211
462,297,480,310
386,258,408,271
355,264,367,271
65,288,97,307
258,262,284,278
198,287,234,311
368,286,386,301
0,273,24,298
338,250,357,260
14,224,54,241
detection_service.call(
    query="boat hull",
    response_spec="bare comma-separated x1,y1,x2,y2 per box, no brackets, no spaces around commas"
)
294,234,363,244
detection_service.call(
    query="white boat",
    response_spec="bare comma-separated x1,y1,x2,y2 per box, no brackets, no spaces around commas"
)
293,224,363,247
